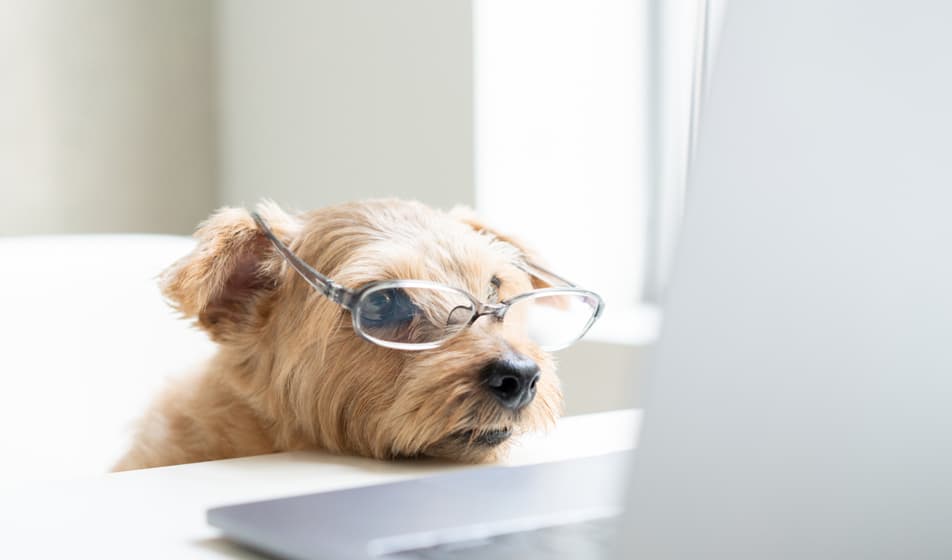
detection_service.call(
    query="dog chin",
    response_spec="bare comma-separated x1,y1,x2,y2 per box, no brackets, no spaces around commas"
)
460,427,513,447
446,426,513,451
417,426,515,463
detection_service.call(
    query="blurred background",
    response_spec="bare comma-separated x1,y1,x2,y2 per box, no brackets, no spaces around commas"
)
0,1,719,473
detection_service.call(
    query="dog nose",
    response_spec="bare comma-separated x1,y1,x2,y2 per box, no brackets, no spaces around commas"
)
482,354,541,410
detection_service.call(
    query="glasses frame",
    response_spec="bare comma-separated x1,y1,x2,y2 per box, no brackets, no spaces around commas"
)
252,212,605,351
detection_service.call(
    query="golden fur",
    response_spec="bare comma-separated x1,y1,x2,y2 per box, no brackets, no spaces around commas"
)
114,199,562,471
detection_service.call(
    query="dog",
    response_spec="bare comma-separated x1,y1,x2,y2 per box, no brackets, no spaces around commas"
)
113,199,571,471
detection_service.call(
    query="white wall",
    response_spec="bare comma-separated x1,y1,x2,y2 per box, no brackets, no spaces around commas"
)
0,0,216,235
216,0,474,212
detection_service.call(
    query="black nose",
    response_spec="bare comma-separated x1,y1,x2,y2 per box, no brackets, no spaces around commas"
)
482,354,541,410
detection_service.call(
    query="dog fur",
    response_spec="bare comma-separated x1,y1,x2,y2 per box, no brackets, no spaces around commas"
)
113,199,562,470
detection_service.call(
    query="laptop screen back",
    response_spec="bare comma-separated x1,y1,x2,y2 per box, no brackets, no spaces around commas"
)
621,1,952,557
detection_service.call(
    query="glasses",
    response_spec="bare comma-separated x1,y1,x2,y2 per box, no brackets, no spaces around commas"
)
252,212,605,351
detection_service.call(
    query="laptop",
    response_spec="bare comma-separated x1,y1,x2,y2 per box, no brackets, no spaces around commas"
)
209,0,952,557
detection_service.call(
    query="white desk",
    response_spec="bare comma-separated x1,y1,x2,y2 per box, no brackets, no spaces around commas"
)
0,409,639,559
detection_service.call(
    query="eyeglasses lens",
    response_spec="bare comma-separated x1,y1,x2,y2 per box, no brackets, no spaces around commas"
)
355,285,475,346
508,293,598,351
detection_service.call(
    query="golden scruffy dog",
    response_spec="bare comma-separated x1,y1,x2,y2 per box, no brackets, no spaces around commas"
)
115,199,602,470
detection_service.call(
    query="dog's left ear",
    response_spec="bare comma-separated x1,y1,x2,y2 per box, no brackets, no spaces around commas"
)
450,206,552,290
161,201,299,340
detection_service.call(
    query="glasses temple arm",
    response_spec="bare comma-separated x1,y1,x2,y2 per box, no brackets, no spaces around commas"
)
251,212,355,308
518,260,605,317
519,260,579,288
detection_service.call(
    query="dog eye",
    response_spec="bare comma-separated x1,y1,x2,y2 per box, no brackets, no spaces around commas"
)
489,274,502,302
359,288,417,326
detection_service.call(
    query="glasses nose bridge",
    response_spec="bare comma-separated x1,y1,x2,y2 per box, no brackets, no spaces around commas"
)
472,301,507,323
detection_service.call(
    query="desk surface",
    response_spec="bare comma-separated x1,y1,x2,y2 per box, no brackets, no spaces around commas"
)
0,409,639,559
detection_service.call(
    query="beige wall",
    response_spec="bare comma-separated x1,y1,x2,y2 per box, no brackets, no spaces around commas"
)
0,0,216,235
216,0,474,213
1,1,473,235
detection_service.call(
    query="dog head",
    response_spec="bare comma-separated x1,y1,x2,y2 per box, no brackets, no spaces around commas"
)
162,199,563,462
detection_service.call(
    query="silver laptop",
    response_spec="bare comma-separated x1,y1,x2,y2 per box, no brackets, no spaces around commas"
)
209,0,952,557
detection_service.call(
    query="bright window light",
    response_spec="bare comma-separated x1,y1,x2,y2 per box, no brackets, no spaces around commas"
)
474,0,645,315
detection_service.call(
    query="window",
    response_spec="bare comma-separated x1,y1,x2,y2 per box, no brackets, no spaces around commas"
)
475,0,719,342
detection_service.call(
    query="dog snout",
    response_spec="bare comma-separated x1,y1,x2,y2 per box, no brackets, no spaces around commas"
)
481,353,541,410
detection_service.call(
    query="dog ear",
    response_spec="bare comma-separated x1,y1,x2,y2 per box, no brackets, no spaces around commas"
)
449,206,553,290
161,201,299,340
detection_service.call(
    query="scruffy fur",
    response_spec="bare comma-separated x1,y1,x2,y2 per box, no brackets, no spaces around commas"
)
114,199,563,470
